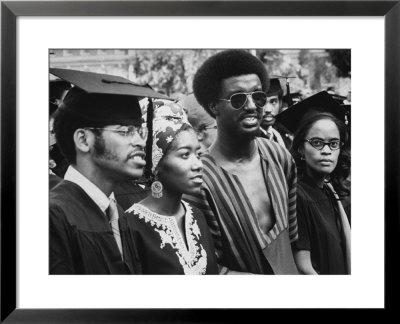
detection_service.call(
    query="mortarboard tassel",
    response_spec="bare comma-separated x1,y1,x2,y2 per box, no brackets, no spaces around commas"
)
144,98,154,184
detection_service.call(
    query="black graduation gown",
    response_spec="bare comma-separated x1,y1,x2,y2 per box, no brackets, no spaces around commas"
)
49,172,63,190
114,180,150,211
50,180,141,274
293,176,347,274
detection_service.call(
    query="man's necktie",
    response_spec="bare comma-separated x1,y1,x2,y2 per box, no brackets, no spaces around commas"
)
107,198,123,260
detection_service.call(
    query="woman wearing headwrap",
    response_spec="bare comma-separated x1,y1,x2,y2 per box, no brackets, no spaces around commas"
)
124,104,218,274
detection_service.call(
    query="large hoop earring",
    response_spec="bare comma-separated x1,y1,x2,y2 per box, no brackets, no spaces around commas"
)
151,180,163,199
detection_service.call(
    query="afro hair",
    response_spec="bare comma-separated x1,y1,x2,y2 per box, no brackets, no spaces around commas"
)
193,49,269,117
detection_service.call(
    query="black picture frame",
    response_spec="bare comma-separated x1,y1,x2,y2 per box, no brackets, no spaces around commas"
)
1,0,399,322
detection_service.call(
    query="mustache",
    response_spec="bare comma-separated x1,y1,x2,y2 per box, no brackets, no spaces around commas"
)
127,150,146,159
263,113,276,118
240,112,261,119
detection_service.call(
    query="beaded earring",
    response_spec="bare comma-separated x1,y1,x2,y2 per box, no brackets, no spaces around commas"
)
151,174,163,199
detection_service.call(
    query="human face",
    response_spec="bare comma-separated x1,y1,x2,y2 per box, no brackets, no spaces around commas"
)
302,119,341,180
261,95,281,128
49,117,56,147
196,122,217,155
215,74,264,138
158,129,203,196
91,124,147,181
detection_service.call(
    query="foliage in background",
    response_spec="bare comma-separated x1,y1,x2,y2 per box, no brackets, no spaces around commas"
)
50,49,351,99
326,49,351,78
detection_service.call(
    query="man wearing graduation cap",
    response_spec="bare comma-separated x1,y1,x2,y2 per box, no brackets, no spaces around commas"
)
259,78,292,148
183,50,299,275
49,68,169,274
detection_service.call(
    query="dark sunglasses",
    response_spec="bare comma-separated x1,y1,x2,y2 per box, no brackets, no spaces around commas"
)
218,91,267,110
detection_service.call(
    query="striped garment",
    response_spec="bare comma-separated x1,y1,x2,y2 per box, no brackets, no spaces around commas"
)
183,137,298,274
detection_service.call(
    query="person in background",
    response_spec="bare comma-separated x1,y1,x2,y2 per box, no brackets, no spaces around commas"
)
125,105,218,274
49,68,169,274
49,114,63,189
49,79,71,188
184,50,299,274
178,93,218,155
277,91,351,274
259,78,292,148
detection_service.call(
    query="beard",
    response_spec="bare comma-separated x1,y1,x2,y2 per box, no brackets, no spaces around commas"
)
260,114,275,129
93,135,119,162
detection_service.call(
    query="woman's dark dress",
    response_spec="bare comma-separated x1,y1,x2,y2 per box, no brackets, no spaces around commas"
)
293,176,347,274
125,201,218,275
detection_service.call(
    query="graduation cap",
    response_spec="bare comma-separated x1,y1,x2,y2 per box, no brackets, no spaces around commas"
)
276,91,347,133
49,68,172,180
50,68,171,125
271,75,296,106
267,78,283,97
50,68,171,100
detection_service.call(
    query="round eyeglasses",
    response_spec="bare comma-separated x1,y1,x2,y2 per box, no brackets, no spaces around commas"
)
218,91,267,110
305,138,343,151
85,125,148,140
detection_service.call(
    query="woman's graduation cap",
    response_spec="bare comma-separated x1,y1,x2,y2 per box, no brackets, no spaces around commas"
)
276,91,347,134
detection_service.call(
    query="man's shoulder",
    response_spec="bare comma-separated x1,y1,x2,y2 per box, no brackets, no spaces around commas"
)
51,180,79,198
199,153,222,174
256,136,290,156
256,137,295,174
50,181,102,228
50,180,90,211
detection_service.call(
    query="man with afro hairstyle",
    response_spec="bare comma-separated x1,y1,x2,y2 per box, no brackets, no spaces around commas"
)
184,50,299,274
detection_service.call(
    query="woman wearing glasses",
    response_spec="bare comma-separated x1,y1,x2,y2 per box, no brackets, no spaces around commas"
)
277,91,351,275
125,104,218,274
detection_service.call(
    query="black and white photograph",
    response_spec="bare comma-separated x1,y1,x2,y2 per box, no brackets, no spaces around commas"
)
49,49,351,275
3,3,395,318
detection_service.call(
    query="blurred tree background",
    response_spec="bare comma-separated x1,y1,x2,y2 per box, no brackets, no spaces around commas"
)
50,49,351,100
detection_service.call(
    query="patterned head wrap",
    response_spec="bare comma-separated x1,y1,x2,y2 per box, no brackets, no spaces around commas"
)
151,102,192,172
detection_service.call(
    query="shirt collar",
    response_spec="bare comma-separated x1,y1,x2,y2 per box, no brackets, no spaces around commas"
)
64,166,114,213
261,125,273,136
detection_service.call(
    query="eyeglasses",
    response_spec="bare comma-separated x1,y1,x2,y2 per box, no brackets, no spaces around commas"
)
199,125,217,132
85,125,148,140
218,91,267,110
197,125,217,138
305,138,342,151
